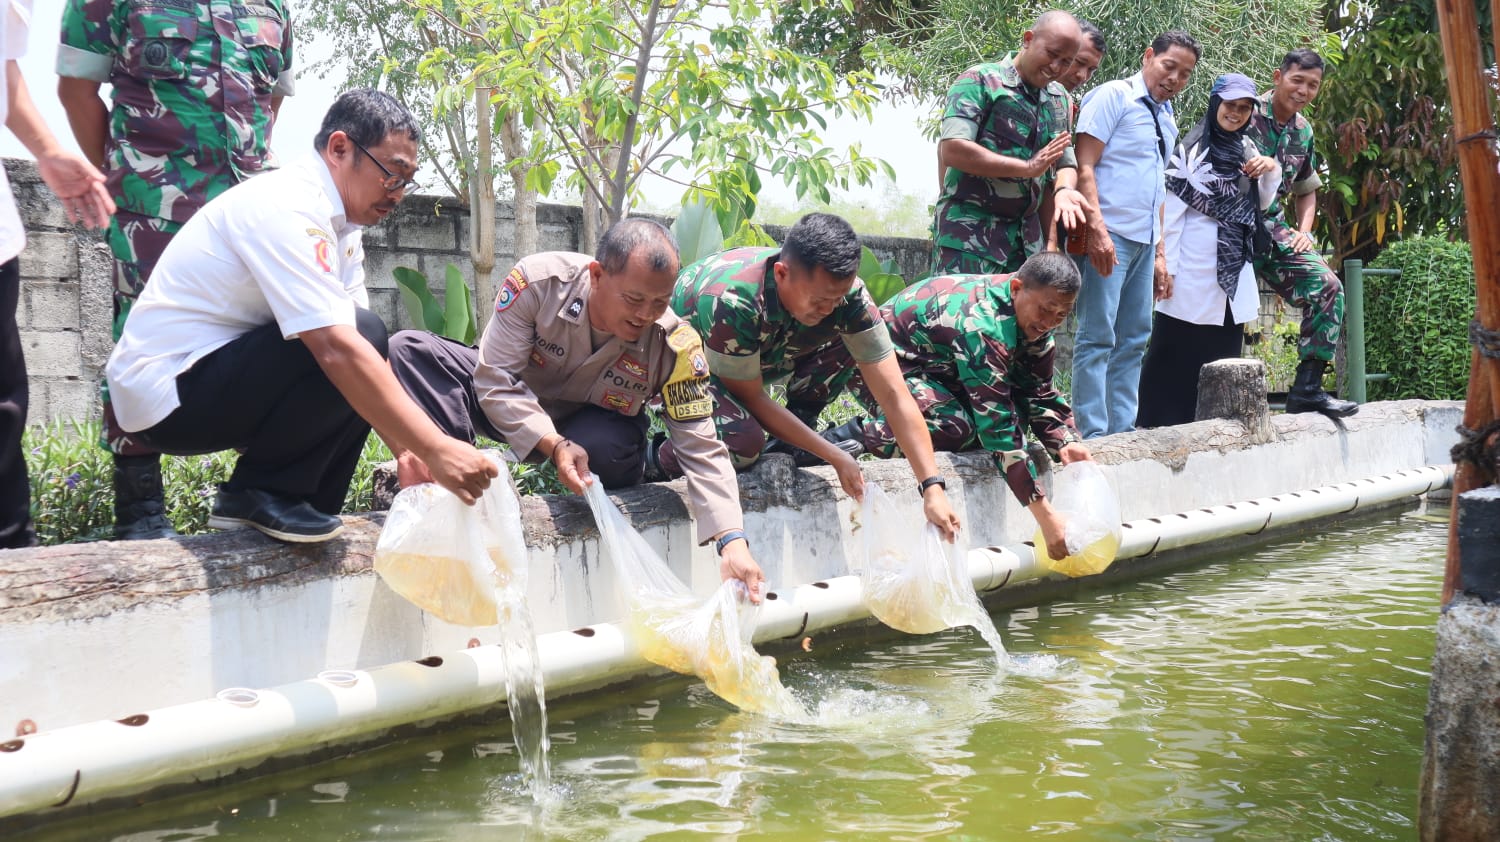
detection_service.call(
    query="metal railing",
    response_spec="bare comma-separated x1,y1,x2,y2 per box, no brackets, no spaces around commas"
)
1341,258,1395,404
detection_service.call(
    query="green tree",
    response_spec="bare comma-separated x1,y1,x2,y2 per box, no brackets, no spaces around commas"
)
455,0,895,248
1309,0,1495,264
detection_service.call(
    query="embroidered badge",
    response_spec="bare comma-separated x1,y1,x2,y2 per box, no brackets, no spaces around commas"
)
529,349,547,368
313,240,333,273
495,268,530,313
616,354,648,380
662,325,712,421
602,390,634,411
565,297,584,319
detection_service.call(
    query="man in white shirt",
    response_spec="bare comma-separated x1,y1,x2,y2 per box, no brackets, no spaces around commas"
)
1070,31,1200,439
106,89,496,542
1,0,115,548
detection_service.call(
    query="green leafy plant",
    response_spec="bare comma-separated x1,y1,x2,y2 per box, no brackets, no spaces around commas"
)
859,247,908,305
22,423,565,546
1244,316,1302,393
1365,237,1475,401
393,263,477,344
673,199,778,267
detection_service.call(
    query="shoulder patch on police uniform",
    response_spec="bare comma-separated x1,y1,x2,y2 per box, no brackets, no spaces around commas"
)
494,266,530,313
662,325,712,421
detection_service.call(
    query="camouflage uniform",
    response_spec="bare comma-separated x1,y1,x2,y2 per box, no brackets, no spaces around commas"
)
843,273,1081,506
58,0,295,453
933,52,1075,275
663,247,893,469
1246,91,1342,363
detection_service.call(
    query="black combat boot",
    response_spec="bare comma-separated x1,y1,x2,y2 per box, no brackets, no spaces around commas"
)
1284,358,1359,418
642,433,669,483
113,454,178,540
761,436,822,467
819,418,868,458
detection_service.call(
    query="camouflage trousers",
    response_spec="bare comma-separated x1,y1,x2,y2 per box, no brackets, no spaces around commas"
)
655,342,859,474
1253,221,1343,363
849,374,978,458
850,374,1044,503
102,212,184,456
931,244,1023,277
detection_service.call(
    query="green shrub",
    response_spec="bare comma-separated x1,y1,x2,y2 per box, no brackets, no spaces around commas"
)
22,421,567,546
1366,237,1475,400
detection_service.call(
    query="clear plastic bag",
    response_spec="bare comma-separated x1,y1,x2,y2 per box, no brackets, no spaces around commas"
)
853,485,1005,662
374,452,529,625
584,480,806,718
1033,461,1123,578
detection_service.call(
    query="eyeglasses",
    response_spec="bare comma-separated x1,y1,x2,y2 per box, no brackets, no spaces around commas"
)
351,138,418,193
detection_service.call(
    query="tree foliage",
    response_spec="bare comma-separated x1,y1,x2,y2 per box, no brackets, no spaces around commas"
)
852,1,1323,130
1309,0,1495,264
312,0,895,247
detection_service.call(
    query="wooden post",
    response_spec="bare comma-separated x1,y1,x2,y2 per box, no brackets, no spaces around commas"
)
1435,0,1500,604
1195,358,1276,443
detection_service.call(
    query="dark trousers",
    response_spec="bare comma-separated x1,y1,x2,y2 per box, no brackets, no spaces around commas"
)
0,258,33,548
388,330,648,489
139,309,387,515
1136,305,1244,429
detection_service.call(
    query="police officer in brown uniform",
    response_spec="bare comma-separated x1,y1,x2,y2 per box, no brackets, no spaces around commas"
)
388,219,765,598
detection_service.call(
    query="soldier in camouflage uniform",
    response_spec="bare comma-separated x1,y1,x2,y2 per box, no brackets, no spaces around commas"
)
933,10,1086,275
655,213,961,540
57,0,296,538
823,252,1091,560
1245,48,1357,417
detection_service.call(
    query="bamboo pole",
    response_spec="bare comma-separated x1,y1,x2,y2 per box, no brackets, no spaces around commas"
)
1436,0,1500,604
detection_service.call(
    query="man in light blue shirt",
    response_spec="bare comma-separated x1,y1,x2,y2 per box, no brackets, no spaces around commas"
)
1070,31,1200,438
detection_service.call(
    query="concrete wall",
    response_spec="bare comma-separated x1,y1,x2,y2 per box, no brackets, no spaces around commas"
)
0,399,1462,735
5,157,933,426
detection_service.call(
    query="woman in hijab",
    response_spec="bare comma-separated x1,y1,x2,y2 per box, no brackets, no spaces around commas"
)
1137,73,1281,428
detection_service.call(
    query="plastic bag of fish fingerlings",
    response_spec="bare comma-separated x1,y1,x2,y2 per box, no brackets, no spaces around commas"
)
853,483,988,635
583,480,806,719
1032,460,1123,578
374,451,530,626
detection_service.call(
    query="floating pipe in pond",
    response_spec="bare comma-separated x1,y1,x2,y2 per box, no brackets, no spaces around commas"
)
0,464,1451,825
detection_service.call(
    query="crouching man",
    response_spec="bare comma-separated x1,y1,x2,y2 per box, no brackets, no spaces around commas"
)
822,252,1092,559
655,213,961,540
387,219,766,599
105,90,498,542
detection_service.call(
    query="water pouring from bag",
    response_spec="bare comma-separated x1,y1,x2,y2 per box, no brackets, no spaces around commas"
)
373,453,552,800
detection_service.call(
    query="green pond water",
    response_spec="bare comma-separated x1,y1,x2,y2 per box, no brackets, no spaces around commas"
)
30,509,1446,841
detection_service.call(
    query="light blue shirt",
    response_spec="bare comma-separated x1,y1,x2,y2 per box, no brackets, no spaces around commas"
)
1077,73,1180,245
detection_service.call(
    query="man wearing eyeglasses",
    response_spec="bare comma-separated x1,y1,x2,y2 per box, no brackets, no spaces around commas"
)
57,0,296,541
105,90,498,543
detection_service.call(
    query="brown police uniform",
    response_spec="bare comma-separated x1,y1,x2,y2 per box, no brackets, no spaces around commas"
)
389,252,743,544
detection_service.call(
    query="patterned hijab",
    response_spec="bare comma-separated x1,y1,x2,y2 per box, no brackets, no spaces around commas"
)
1165,74,1270,297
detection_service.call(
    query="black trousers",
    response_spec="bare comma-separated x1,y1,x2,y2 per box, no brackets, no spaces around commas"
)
388,330,648,488
1137,305,1245,429
139,309,387,515
0,258,33,548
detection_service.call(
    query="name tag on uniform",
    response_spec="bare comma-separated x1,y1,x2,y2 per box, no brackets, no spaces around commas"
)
662,324,712,421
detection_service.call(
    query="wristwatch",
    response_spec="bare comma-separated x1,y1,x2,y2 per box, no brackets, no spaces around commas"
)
715,529,748,556
918,476,947,495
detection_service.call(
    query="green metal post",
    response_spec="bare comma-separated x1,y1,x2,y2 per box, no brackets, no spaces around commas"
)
1343,258,1367,403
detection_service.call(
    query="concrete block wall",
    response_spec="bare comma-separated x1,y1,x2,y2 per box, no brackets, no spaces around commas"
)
7,156,933,426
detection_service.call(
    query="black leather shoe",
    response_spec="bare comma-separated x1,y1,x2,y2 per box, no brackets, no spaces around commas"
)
208,487,344,543
113,454,179,540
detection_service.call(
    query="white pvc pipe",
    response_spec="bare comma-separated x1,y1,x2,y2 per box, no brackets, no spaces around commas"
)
0,464,1450,823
